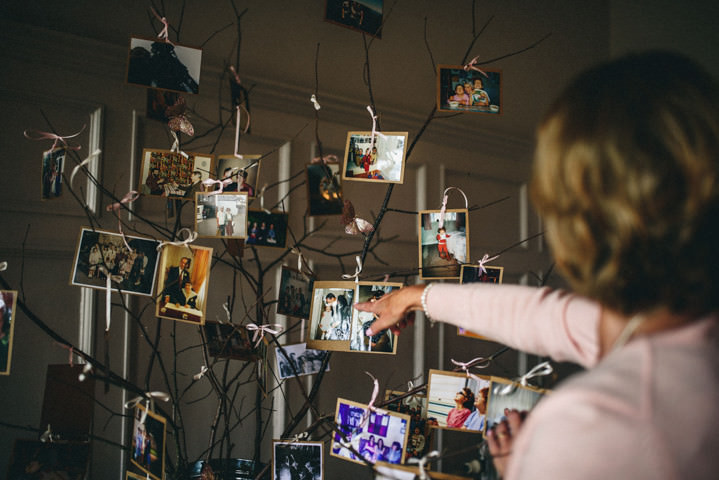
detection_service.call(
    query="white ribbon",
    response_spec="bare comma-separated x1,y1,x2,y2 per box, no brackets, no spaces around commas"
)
438,186,469,229
0,261,7,272
498,360,553,395
408,450,440,479
98,266,124,332
341,255,362,283
478,253,500,274
358,371,379,429
156,228,198,252
258,184,272,214
245,323,284,347
69,149,102,187
78,362,93,382
310,94,321,111
290,431,310,443
463,55,489,77
366,105,386,150
451,356,491,382
220,302,231,323
169,131,188,158
40,424,54,443
124,391,171,424
193,365,209,381
106,191,140,251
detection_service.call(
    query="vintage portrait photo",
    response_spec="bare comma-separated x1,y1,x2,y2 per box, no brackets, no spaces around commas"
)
0,290,17,376
349,282,402,354
485,377,547,433
275,343,330,380
306,163,343,216
70,228,161,296
325,0,383,38
127,37,202,94
306,281,355,351
41,147,65,200
332,398,409,466
195,192,248,239
156,244,213,325
130,403,166,480
273,440,323,480
146,88,180,122
426,369,492,432
418,209,469,279
384,390,434,462
6,440,90,480
458,265,504,340
246,210,289,248
203,321,261,361
276,266,314,319
437,65,502,114
139,149,214,199
216,155,260,198
342,131,407,183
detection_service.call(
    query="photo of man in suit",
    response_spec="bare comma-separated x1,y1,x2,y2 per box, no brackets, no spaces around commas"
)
162,256,191,305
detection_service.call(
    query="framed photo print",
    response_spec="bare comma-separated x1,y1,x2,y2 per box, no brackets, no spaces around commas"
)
305,281,355,351
437,65,502,115
306,163,343,216
485,376,547,433
418,209,469,279
6,440,90,480
275,342,330,380
324,0,383,38
139,149,214,199
216,155,260,198
246,210,289,248
272,440,324,480
349,282,402,354
277,266,314,319
332,398,410,466
203,321,262,361
195,192,248,239
127,37,202,94
130,403,167,480
0,290,17,376
41,147,65,200
126,471,146,480
342,131,407,183
156,244,213,325
458,264,504,340
70,228,161,296
426,369,491,433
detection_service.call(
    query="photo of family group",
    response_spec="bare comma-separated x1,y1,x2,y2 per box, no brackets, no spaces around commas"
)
272,440,323,480
349,283,401,354
246,210,288,248
195,192,248,239
156,244,213,325
342,132,407,183
127,37,202,94
139,149,214,199
276,266,313,319
130,404,166,480
41,147,65,200
275,343,330,380
437,65,502,114
216,155,260,198
418,209,469,279
426,369,491,433
458,264,504,340
70,228,161,296
306,282,355,351
1,290,17,375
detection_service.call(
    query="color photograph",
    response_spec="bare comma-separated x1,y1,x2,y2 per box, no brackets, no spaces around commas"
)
306,282,355,352
349,282,402,354
342,131,407,183
324,0,383,38
458,265,504,340
272,440,324,480
485,377,547,433
384,390,433,461
306,163,343,216
127,37,202,94
276,266,314,319
437,65,502,114
156,244,213,325
41,147,65,200
216,154,261,198
418,209,469,279
0,290,17,376
139,149,214,199
6,440,90,480
130,403,166,480
426,369,491,432
195,192,248,239
246,210,289,248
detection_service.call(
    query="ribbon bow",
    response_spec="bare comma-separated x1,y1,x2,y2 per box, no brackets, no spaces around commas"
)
358,371,379,429
341,200,374,236
106,191,140,250
193,365,209,381
451,356,491,382
24,125,85,153
151,8,173,45
78,362,93,382
408,450,440,479
245,323,284,347
124,391,171,424
156,228,198,252
290,431,310,443
478,253,500,274
0,261,7,272
341,256,362,283
498,361,553,395
463,55,489,77
310,94,321,111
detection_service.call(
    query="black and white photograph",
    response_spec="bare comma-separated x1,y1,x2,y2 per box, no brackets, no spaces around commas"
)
306,281,355,352
156,244,213,325
127,37,202,94
332,398,409,465
275,343,329,380
342,131,407,183
0,290,17,376
246,210,289,248
458,265,504,340
437,65,502,115
485,377,547,433
272,440,323,480
276,266,313,319
139,149,214,199
325,0,383,38
216,155,260,198
70,228,161,296
426,369,492,432
6,440,90,480
349,282,402,354
418,209,469,279
195,192,248,239
306,163,343,216
130,403,166,480
41,147,65,200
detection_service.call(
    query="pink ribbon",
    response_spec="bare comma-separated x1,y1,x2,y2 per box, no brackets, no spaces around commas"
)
229,65,242,85
341,256,363,283
478,253,500,274
24,125,85,152
245,323,284,347
451,356,492,382
464,56,489,78
55,343,74,367
106,191,140,251
359,371,379,429
310,154,338,164
202,177,233,196
437,187,469,229
151,7,173,45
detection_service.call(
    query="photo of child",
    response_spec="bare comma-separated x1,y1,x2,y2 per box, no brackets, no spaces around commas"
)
437,65,501,114
342,132,408,184
418,209,469,279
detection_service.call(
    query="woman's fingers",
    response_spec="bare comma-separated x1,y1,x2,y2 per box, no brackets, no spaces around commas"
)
355,285,424,335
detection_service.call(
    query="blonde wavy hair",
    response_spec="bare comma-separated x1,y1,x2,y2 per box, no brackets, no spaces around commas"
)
531,51,719,316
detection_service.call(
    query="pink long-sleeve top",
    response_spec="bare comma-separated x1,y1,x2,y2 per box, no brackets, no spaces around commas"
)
427,283,719,479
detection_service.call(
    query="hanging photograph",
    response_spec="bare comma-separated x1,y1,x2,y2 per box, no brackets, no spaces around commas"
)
458,265,504,340
277,266,314,319
275,342,330,380
306,281,355,352
324,0,383,38
272,440,324,480
127,37,202,94
437,65,502,114
70,228,161,296
156,244,213,325
41,147,65,200
384,390,434,462
374,463,472,480
203,321,262,361
130,403,167,480
342,131,407,183
6,440,90,480
331,398,410,466
138,149,213,199
418,209,470,279
126,471,146,480
246,210,289,248
349,282,402,354
0,290,17,376
485,376,547,435
216,154,261,198
306,163,343,216
146,88,180,122
195,192,248,239
426,369,492,433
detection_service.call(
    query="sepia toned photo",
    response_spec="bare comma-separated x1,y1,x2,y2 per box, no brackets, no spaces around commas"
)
306,163,343,216
458,265,504,340
156,244,213,325
426,369,492,433
203,321,261,361
130,403,166,480
0,290,17,376
418,209,469,279
342,131,407,183
216,155,260,198
275,343,330,380
349,282,402,354
195,192,248,239
246,210,289,248
272,440,324,480
437,65,502,115
139,149,214,199
127,37,202,94
41,147,65,200
276,266,314,319
305,281,355,352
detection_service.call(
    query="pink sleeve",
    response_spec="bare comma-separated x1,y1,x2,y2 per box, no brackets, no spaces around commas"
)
426,283,600,367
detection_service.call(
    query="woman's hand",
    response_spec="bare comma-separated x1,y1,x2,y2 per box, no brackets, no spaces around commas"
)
354,285,425,335
487,408,527,477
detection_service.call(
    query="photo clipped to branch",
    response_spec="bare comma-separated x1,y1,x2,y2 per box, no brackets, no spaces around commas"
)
437,65,502,114
349,282,403,354
203,322,263,361
458,264,504,340
342,131,407,183
130,403,166,480
216,154,260,198
277,266,314,319
418,209,469,279
384,390,435,462
306,162,343,216
324,0,383,38
0,290,17,376
275,343,330,380
272,440,324,480
485,376,548,436
246,210,289,248
139,149,214,199
426,369,492,434
70,228,161,296
156,244,213,325
306,281,355,352
195,192,248,239
126,37,202,94
41,147,65,200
